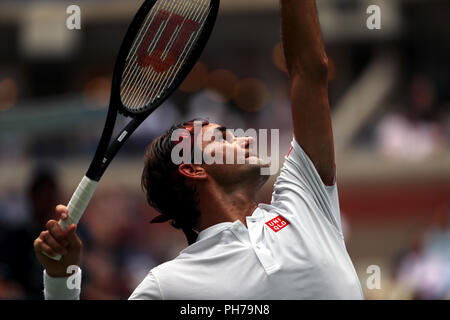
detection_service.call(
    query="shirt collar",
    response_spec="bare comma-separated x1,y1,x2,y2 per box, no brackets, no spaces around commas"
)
196,205,266,242
196,222,234,242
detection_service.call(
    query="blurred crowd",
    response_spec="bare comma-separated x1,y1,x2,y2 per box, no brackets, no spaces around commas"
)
0,165,188,299
1,163,449,299
392,207,450,300
1,0,450,300
374,70,450,160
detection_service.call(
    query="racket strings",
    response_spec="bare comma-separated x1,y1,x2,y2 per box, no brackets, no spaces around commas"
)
120,0,210,113
122,1,178,97
136,2,208,108
126,0,208,109
120,0,171,105
123,0,192,106
122,0,179,80
125,0,190,108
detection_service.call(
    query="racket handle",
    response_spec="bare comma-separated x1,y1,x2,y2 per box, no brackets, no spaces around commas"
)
42,176,98,261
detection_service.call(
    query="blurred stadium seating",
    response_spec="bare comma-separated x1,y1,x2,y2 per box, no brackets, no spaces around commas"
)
0,0,449,299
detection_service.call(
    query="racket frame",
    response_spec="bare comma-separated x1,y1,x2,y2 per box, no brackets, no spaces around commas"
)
43,0,220,261
86,0,220,181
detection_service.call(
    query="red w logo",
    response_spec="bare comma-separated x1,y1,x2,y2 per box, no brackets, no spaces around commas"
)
137,10,200,73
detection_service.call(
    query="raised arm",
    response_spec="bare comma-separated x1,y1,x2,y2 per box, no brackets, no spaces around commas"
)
280,0,335,186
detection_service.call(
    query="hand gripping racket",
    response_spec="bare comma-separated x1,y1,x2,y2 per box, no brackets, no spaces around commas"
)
44,0,220,260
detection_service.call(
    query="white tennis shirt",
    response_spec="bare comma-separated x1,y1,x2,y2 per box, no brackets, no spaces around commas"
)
44,137,363,299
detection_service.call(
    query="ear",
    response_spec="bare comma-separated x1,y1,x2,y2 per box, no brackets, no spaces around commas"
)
178,164,208,180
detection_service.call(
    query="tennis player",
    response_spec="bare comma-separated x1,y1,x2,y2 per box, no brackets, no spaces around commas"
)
34,0,363,299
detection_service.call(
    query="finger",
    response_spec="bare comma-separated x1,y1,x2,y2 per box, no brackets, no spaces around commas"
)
55,204,68,212
55,205,68,218
66,225,82,250
34,238,58,258
41,231,68,255
46,220,69,247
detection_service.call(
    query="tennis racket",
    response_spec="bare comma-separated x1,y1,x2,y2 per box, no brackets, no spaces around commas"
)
44,0,220,261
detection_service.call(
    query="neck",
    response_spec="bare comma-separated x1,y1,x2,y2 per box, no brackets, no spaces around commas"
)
195,180,258,232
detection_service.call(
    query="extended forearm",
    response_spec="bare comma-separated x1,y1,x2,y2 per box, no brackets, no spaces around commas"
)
280,0,327,76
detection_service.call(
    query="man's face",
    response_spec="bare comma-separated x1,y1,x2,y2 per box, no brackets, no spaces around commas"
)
194,123,270,188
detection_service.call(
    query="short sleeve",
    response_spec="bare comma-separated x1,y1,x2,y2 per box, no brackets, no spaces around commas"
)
271,137,343,236
129,270,163,300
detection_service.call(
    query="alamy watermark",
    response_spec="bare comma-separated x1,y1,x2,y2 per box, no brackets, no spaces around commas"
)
170,121,280,176
367,5,382,30
66,265,81,290
66,5,81,30
65,4,380,31
366,265,382,290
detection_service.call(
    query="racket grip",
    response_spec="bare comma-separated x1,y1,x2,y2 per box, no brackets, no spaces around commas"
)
42,176,98,261
60,176,98,230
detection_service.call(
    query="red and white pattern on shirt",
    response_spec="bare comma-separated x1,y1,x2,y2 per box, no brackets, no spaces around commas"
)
265,216,289,232
287,145,293,157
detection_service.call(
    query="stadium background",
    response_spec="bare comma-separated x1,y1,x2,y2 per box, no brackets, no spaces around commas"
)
0,0,449,299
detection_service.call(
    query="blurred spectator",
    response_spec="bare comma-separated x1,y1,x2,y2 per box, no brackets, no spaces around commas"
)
375,74,446,160
0,0,450,300
393,205,450,299
0,164,60,299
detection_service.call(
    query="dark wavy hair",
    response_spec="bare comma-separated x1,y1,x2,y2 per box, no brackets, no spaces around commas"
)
141,119,209,245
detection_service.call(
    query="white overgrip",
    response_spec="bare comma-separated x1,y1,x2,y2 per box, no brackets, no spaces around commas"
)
59,176,98,230
43,176,98,261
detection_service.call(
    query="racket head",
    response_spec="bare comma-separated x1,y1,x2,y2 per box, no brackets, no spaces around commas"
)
110,0,220,118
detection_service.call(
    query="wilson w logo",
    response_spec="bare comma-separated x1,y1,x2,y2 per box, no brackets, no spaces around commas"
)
137,10,200,73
